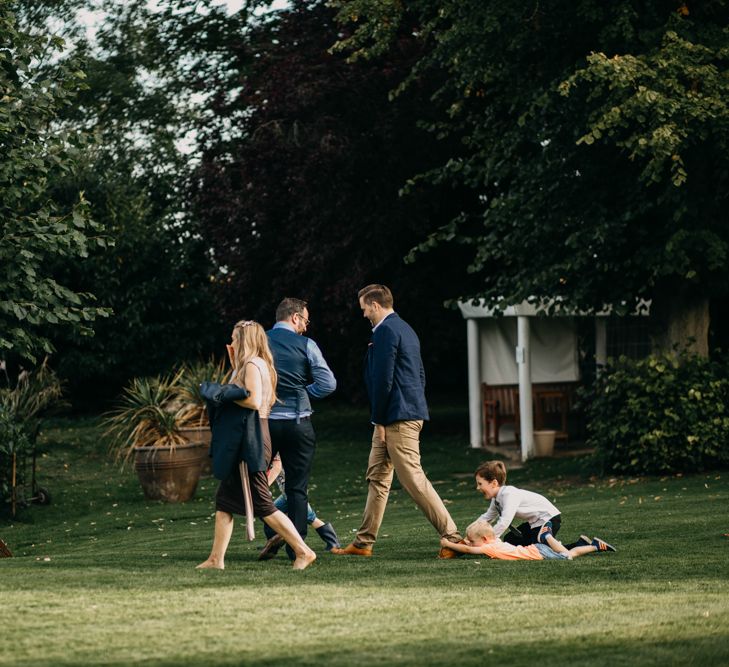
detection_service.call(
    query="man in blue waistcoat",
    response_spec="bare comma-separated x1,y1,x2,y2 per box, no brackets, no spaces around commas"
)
332,284,463,559
267,298,336,557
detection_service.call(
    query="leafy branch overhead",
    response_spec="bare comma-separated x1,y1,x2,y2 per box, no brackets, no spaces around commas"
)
332,1,729,344
0,6,112,361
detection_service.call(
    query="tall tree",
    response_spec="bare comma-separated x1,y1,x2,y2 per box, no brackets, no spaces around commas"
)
190,0,477,394
0,2,110,363
43,1,220,403
332,0,729,355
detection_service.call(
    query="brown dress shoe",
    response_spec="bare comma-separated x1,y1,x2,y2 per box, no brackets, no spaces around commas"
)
258,534,284,561
330,542,373,557
437,544,464,559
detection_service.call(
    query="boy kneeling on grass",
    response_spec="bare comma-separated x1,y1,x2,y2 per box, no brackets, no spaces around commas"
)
441,520,614,561
444,459,616,558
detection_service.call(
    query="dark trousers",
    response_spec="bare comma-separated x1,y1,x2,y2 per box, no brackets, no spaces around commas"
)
502,515,580,550
268,417,316,555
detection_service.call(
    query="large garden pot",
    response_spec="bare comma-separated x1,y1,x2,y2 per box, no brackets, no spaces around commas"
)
178,426,212,476
134,442,207,502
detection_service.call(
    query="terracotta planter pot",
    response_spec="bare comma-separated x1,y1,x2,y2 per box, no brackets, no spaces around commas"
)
178,426,212,475
134,441,207,502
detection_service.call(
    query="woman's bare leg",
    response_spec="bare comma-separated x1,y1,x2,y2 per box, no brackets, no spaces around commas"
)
263,510,316,570
196,511,234,569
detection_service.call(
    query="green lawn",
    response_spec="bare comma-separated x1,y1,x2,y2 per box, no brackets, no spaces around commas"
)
1,403,728,666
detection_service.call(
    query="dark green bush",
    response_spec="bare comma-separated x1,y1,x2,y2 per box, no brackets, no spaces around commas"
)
0,407,32,508
585,353,729,475
0,360,65,511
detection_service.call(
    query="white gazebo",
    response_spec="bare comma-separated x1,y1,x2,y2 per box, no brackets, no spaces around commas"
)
459,300,611,461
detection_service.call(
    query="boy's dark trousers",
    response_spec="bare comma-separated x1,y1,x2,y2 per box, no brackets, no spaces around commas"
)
502,515,582,550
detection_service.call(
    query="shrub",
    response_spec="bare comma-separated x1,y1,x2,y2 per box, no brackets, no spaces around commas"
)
0,407,33,507
0,359,65,439
585,352,729,475
0,360,65,511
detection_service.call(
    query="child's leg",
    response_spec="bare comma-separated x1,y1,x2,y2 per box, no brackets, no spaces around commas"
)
566,545,598,559
274,494,288,514
567,537,616,558
307,503,322,527
544,533,569,555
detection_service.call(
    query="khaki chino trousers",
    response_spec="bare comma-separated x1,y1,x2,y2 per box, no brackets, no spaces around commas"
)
354,420,461,547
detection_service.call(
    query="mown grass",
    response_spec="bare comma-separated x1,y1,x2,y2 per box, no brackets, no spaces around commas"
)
1,402,728,666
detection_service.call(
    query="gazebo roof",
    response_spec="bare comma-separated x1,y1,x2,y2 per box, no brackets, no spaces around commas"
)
458,299,650,319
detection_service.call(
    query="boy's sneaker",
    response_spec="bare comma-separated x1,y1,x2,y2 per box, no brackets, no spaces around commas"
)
574,534,592,547
537,521,553,545
591,536,616,552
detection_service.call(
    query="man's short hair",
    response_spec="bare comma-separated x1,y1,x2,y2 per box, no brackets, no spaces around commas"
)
475,460,507,486
358,284,394,309
275,297,308,322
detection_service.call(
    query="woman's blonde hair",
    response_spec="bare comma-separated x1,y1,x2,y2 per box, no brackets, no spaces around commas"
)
231,320,277,408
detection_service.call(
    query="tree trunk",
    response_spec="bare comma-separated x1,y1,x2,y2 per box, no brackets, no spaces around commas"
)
650,291,710,357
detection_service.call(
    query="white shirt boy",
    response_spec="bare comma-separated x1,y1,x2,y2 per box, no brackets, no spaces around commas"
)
478,485,560,538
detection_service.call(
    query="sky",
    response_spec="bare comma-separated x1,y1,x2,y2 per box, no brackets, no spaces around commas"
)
77,1,289,43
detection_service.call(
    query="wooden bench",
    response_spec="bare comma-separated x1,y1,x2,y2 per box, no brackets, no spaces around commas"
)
481,382,579,447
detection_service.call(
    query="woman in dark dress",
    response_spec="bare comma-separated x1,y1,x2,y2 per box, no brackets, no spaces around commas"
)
196,320,316,571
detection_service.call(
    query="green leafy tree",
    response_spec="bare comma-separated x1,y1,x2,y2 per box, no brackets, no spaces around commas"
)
332,0,729,355
43,2,220,404
0,3,110,362
0,1,221,404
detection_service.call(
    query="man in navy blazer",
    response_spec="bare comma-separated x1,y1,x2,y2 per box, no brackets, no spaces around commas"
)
332,284,463,559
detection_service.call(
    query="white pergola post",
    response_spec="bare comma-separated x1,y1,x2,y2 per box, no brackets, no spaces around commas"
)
595,317,607,375
466,318,482,448
516,316,534,461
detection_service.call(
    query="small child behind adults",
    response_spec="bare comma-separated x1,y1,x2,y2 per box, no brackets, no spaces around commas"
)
468,460,616,551
441,520,614,561
257,454,340,560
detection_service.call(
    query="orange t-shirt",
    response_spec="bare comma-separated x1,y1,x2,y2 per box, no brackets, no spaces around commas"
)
480,540,543,561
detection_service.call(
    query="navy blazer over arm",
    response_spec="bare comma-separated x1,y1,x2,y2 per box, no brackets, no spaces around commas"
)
200,381,267,480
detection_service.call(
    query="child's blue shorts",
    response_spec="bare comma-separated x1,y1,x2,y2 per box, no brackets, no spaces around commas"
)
535,543,570,560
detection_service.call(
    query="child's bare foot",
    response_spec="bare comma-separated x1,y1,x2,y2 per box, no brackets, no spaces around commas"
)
292,549,316,571
196,558,224,570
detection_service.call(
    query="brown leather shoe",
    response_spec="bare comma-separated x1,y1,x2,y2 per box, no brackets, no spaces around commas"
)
258,534,284,561
437,542,465,559
330,542,373,557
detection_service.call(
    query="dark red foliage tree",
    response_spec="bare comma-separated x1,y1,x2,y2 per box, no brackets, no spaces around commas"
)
191,0,478,397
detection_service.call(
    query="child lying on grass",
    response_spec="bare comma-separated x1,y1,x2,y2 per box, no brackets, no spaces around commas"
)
440,520,615,561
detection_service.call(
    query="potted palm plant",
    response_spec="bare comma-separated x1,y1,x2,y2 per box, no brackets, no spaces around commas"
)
104,372,207,503
173,359,227,475
174,359,227,441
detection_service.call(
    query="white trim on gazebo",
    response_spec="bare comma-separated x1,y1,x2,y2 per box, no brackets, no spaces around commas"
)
460,299,647,461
